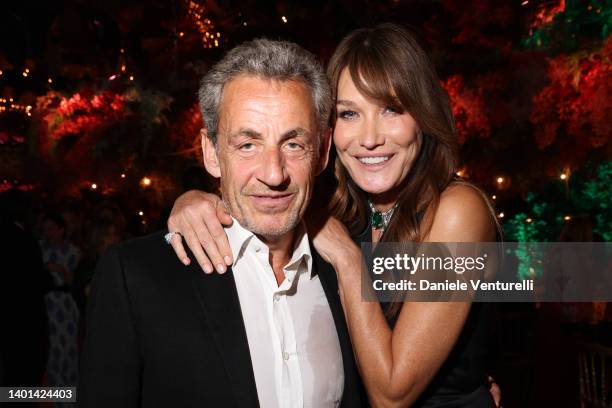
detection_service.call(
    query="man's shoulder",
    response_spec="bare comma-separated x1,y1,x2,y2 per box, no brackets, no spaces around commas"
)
100,230,190,282
115,229,169,257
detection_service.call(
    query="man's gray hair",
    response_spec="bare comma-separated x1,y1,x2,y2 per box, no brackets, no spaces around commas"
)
198,38,331,144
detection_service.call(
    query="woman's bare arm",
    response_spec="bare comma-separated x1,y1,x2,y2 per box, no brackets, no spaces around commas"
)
312,184,496,407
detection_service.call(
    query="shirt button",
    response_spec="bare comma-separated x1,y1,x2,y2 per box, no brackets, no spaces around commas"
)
282,351,290,361
255,246,261,253
273,294,281,302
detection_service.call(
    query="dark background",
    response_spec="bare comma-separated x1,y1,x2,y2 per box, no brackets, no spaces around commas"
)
1,0,610,407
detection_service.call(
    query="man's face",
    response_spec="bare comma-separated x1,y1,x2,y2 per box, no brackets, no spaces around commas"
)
202,75,329,240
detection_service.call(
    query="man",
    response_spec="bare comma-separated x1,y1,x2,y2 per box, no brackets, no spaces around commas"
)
78,39,364,407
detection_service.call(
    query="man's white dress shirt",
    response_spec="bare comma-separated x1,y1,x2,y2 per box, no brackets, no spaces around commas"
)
226,218,344,408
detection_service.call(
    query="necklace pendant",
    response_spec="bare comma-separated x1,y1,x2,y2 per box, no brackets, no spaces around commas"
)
371,211,384,229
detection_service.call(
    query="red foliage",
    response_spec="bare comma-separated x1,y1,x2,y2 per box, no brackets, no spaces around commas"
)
442,75,491,144
169,103,202,155
530,0,565,29
0,180,35,193
44,91,127,140
442,0,514,50
530,37,612,149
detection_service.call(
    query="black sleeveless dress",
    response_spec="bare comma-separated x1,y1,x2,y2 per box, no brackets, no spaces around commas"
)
353,211,495,408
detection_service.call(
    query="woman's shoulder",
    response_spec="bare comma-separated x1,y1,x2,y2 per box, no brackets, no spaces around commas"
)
425,182,496,241
440,182,490,209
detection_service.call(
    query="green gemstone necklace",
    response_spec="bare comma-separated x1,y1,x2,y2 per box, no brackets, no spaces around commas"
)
368,200,398,233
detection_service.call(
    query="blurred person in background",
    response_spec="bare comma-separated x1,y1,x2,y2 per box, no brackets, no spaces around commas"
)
0,190,50,393
39,213,81,390
74,217,123,310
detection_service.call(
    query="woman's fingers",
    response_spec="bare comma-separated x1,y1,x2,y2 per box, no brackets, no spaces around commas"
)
182,224,215,274
167,216,192,265
488,377,502,408
213,200,233,265
168,233,190,266
166,190,232,273
190,204,228,273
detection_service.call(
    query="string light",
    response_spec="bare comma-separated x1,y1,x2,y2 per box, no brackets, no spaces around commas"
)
140,176,152,187
498,212,505,218
560,173,567,180
91,183,97,190
526,218,533,223
138,211,144,216
496,176,504,184
121,65,126,72
109,74,117,81
281,16,288,23
179,31,184,37
492,195,497,200
129,75,134,81
0,99,33,116
48,78,53,84
121,173,126,179
564,215,571,221
187,0,221,49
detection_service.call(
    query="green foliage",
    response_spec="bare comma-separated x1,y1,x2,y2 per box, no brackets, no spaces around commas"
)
522,0,612,53
504,161,611,242
579,161,612,240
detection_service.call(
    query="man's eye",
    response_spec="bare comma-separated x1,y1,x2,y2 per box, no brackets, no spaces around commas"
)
337,110,357,119
239,143,255,151
286,142,304,151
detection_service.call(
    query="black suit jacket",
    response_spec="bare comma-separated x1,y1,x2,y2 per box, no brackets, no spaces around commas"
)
78,230,365,407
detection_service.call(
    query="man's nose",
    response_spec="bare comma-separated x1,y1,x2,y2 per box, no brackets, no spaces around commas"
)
358,118,385,149
257,147,288,187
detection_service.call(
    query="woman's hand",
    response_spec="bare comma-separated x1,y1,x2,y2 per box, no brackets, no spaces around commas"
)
489,377,502,408
306,211,360,270
167,190,233,274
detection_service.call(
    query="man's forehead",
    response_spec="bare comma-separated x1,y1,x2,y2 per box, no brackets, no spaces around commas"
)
220,74,313,107
217,75,318,134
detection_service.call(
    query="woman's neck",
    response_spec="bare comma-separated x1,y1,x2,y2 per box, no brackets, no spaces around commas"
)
369,192,397,212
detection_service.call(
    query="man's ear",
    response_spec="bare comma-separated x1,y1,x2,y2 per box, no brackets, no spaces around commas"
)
201,128,221,178
315,127,332,176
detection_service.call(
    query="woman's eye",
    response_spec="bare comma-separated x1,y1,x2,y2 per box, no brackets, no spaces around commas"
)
338,110,357,119
384,106,399,114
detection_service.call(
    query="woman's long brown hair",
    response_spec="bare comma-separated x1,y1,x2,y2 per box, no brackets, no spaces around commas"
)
327,23,497,321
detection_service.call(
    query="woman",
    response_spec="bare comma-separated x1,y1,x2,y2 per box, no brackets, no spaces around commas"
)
39,213,81,391
169,23,499,407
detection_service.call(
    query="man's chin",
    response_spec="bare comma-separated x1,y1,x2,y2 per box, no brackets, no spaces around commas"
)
240,213,300,239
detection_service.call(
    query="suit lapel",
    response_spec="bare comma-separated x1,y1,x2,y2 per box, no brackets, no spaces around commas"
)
191,266,260,408
312,249,366,407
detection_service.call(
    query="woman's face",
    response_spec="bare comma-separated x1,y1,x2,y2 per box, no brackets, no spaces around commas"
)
333,69,421,203
42,219,64,244
103,225,121,250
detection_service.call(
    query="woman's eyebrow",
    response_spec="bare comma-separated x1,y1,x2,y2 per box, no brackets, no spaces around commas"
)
336,99,356,107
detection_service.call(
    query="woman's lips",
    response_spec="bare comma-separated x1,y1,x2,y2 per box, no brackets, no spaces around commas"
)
353,153,395,170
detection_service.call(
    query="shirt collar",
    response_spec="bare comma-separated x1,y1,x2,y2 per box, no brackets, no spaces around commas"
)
225,217,314,279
